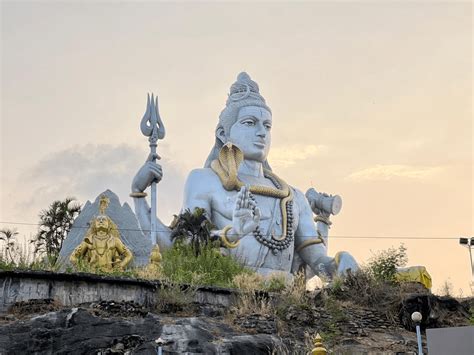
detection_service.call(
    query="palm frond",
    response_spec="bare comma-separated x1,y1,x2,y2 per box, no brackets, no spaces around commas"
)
170,208,216,256
31,197,82,264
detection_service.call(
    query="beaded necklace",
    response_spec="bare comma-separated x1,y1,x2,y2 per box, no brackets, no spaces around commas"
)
211,143,294,253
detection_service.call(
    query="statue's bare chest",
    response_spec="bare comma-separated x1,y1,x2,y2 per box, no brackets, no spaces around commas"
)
210,186,299,238
211,190,280,219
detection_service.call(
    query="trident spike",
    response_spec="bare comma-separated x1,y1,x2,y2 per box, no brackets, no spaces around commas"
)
141,93,165,141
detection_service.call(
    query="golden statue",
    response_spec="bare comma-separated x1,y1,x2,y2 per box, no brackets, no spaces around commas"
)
70,195,133,271
149,244,162,266
143,244,162,277
311,333,327,355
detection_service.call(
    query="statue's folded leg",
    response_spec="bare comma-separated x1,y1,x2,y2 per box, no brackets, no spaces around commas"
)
333,251,358,275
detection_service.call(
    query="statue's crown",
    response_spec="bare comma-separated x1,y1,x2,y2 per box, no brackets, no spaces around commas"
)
227,72,266,104
98,195,110,215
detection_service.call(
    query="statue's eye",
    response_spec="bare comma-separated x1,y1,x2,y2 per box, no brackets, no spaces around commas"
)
242,120,255,126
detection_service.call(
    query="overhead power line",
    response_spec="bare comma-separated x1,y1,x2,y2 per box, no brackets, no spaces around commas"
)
0,220,464,240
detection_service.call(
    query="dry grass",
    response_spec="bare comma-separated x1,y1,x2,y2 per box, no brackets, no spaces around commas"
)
232,272,287,293
282,271,307,306
232,292,274,316
8,299,63,319
232,273,265,291
155,281,197,314
133,264,162,280
231,273,276,316
231,271,311,321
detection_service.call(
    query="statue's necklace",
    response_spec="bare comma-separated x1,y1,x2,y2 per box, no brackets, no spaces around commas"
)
210,143,294,254
249,172,294,254
94,234,110,256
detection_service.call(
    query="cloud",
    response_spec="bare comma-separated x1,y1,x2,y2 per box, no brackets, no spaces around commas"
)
268,144,328,168
12,144,186,224
346,164,443,182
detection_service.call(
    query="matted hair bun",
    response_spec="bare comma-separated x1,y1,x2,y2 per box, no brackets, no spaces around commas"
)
227,72,266,104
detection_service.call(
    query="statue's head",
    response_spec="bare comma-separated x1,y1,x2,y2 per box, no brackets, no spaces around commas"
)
94,215,110,233
205,72,273,168
88,214,120,240
83,194,121,242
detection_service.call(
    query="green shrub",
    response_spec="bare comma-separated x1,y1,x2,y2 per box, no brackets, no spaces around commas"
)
0,247,60,272
161,242,252,287
367,244,407,282
0,255,14,271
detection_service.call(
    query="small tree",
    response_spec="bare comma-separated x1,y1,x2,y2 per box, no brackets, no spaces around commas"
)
31,197,81,264
367,244,408,282
0,228,18,262
170,208,215,256
438,279,454,297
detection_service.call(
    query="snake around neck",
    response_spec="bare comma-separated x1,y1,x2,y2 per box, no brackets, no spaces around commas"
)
210,143,294,251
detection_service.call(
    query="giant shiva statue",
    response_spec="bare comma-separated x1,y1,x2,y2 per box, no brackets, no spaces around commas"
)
130,72,358,279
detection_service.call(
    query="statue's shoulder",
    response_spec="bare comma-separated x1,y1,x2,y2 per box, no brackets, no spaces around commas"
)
187,167,219,180
184,168,221,191
290,186,310,207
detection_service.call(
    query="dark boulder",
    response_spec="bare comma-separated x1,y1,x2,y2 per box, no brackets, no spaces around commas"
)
0,306,282,354
399,293,471,330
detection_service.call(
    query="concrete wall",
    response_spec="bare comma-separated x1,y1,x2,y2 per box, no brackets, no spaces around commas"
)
0,270,236,314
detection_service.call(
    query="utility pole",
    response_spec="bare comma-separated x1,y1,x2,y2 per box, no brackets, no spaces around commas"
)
459,237,474,295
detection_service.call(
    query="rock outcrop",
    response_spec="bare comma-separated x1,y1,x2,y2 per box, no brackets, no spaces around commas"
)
0,302,283,354
1,271,472,354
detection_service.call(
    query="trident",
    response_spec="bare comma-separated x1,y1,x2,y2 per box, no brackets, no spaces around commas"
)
140,93,165,245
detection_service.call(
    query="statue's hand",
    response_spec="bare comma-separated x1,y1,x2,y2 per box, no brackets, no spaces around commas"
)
131,152,162,193
232,186,261,238
305,188,333,218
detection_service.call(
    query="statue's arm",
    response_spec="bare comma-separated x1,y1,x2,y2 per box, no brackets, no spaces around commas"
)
131,154,172,250
295,189,359,277
115,239,133,269
70,241,90,266
293,189,335,276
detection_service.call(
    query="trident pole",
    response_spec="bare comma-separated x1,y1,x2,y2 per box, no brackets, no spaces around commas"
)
150,137,157,245
140,93,165,245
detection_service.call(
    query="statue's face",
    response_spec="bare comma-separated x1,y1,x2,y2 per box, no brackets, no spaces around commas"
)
227,106,272,162
95,215,109,231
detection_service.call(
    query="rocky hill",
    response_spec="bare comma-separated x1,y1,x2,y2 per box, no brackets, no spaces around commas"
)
0,271,472,354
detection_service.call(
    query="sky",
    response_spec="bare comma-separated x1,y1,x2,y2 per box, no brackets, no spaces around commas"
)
1,1,472,295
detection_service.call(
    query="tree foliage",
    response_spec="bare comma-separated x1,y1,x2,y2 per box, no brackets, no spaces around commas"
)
31,197,81,264
0,227,18,262
170,208,216,256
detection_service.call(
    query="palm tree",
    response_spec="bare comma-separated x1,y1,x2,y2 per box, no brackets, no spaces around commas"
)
32,197,81,264
0,228,18,262
170,208,215,256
